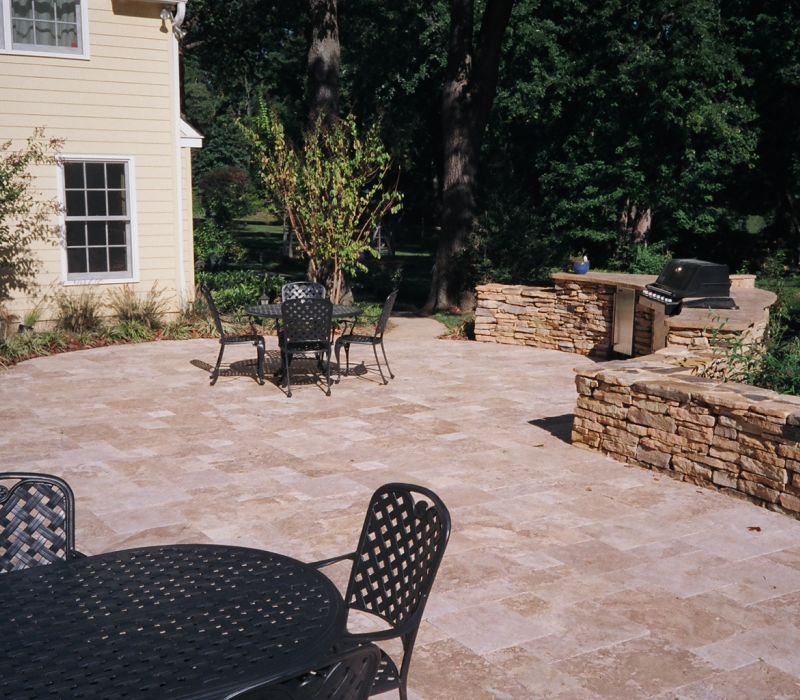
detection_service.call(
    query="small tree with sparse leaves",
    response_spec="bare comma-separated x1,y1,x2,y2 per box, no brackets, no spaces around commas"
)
0,128,63,304
242,106,402,303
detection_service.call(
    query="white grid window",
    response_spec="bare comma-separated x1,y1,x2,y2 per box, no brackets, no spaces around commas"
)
1,0,85,55
63,160,133,281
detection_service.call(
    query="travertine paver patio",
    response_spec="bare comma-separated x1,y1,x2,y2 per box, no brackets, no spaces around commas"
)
2,317,800,699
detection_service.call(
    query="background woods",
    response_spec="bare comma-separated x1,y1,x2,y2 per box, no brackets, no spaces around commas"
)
183,0,800,309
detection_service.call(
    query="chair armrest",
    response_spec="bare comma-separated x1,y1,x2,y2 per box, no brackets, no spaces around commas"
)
307,551,356,569
339,616,418,644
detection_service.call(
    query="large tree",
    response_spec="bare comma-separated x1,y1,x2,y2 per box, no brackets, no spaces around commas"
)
307,0,341,119
425,0,515,312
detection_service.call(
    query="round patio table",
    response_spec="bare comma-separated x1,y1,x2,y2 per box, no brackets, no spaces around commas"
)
246,303,362,321
0,544,345,699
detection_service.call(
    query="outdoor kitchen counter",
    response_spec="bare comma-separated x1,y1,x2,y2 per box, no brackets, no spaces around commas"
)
551,271,775,332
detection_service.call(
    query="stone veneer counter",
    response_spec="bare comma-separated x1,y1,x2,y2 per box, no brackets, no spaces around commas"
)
476,272,775,358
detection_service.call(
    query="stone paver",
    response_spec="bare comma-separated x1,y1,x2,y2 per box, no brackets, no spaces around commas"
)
2,317,800,699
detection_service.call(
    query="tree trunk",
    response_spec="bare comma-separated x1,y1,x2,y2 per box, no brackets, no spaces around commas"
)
425,0,515,313
307,0,340,121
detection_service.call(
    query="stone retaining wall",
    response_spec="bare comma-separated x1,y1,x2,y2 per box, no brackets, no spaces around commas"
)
571,360,800,518
474,282,615,357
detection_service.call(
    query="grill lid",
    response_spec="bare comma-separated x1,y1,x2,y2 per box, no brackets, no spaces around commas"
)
642,259,736,315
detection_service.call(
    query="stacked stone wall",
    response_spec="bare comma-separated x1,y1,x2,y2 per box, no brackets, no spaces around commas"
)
474,282,614,357
572,363,800,519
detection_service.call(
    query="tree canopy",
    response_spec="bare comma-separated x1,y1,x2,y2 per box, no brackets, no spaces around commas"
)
183,0,800,304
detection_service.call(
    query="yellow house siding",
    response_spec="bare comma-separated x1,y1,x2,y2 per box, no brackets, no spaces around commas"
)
1,0,190,321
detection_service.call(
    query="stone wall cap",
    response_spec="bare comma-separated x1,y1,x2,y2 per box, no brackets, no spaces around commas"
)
551,271,656,290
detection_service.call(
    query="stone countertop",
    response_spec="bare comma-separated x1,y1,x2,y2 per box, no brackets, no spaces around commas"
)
551,271,657,290
667,287,776,331
551,271,776,331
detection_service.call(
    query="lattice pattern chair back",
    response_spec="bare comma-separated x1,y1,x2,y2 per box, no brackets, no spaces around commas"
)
225,644,380,700
374,289,398,339
0,472,78,573
200,285,226,337
281,282,327,301
281,298,333,346
345,483,451,630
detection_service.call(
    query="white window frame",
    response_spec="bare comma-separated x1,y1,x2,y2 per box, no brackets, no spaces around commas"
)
58,156,139,286
0,0,90,59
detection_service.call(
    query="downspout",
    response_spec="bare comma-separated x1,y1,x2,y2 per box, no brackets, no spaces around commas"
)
165,1,188,308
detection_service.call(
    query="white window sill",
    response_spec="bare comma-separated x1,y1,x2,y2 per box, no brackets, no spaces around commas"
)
63,276,139,286
0,47,89,60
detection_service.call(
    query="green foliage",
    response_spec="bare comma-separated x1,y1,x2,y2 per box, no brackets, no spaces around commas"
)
193,221,247,270
196,269,286,311
161,321,194,340
106,320,155,343
0,330,67,365
196,166,256,226
0,128,62,302
54,288,104,334
433,312,476,339
608,241,673,275
243,107,402,302
106,284,167,330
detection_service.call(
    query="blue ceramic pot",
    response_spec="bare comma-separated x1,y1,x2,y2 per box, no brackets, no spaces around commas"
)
573,261,591,274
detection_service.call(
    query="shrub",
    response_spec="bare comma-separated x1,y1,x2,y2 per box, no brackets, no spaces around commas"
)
193,220,247,270
161,321,194,340
196,165,255,226
107,284,167,330
0,129,63,303
107,320,155,343
0,329,67,365
55,288,104,333
196,270,286,311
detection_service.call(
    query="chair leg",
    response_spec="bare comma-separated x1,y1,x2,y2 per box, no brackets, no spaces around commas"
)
283,351,292,398
255,340,265,385
380,339,394,379
344,343,351,375
324,349,332,396
210,343,225,385
372,342,387,385
335,342,343,383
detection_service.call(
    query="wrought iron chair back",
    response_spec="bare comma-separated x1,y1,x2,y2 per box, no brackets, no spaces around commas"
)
225,644,381,700
201,284,227,338
281,298,333,347
0,472,80,572
345,483,450,630
281,282,327,302
374,289,398,340
279,298,334,397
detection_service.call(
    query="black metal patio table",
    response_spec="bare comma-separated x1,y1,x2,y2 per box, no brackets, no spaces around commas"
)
0,544,345,700
246,303,363,322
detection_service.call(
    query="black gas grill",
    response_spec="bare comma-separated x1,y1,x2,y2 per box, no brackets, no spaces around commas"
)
641,259,737,316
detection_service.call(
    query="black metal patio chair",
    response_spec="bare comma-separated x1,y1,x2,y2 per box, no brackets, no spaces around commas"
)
335,290,398,385
279,297,334,398
224,643,381,700
310,483,451,700
282,282,327,301
201,286,265,386
0,472,83,573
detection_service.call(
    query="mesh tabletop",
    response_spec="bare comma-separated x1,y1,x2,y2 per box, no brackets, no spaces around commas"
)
246,304,362,320
0,544,345,700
